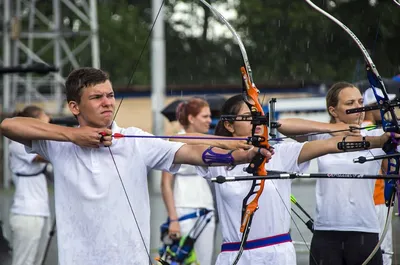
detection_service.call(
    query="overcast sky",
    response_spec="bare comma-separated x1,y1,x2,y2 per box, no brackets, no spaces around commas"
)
169,0,238,39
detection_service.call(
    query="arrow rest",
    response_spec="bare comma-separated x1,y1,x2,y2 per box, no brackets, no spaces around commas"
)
246,136,266,146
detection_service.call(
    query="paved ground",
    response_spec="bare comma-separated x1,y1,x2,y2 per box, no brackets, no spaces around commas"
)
0,179,399,265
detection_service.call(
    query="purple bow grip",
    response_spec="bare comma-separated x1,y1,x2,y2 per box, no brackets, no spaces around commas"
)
390,132,400,146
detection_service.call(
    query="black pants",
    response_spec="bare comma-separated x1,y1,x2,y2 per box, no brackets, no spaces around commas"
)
309,230,383,265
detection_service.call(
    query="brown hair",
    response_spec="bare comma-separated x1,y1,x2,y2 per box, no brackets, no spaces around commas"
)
65,67,109,104
214,94,244,136
175,98,209,128
13,105,43,119
326,81,359,123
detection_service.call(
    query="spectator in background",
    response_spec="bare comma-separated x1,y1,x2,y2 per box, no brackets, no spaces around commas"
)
9,105,51,265
161,97,216,265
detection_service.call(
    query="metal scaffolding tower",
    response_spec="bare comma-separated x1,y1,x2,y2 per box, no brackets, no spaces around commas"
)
1,0,100,188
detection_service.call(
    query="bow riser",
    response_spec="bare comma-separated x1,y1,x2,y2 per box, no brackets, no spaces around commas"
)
239,67,269,233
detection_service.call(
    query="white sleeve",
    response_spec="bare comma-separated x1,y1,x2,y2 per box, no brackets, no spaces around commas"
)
196,166,210,179
273,142,310,173
308,133,331,142
25,140,61,163
366,128,384,137
10,142,38,164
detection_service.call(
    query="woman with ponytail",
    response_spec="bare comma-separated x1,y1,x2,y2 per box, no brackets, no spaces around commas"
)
278,82,387,265
161,97,216,265
8,105,51,265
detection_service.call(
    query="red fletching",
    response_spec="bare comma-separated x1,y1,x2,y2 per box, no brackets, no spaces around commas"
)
113,133,124,138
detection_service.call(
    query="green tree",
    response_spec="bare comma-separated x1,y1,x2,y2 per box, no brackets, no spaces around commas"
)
97,1,152,86
233,0,400,83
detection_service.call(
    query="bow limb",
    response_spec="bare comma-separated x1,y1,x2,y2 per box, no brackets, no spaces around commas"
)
196,1,268,264
304,0,398,133
362,192,395,265
197,0,253,82
394,0,400,7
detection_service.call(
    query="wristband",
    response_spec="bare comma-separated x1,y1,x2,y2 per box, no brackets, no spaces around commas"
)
337,136,370,151
202,147,235,166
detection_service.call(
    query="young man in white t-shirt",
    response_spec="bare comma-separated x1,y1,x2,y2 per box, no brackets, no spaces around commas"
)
0,67,273,265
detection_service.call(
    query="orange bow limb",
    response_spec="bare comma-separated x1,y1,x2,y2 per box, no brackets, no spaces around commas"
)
239,66,270,232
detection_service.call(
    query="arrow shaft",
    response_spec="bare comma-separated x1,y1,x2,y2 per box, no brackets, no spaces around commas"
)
113,134,247,141
111,124,378,142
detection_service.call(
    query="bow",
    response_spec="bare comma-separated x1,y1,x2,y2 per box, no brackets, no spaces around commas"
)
195,1,271,264
304,1,398,264
394,0,400,7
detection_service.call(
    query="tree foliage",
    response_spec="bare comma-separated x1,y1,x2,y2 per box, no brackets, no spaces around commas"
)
164,0,400,85
4,0,399,87
233,0,400,83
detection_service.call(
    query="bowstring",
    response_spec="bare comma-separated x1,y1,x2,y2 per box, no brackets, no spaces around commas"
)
107,1,166,264
113,1,166,120
270,180,318,264
259,91,317,262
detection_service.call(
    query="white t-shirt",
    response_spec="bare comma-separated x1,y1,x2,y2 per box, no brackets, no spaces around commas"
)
197,142,309,244
310,128,385,233
173,164,214,209
9,140,50,217
27,123,184,265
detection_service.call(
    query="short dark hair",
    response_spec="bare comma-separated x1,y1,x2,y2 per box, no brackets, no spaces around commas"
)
65,67,109,103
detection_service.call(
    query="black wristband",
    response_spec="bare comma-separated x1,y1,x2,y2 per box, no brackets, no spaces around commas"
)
337,136,370,151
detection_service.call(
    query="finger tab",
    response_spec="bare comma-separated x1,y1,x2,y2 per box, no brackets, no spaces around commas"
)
99,133,105,142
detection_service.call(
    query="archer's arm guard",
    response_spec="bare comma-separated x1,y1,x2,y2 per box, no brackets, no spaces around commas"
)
202,147,235,166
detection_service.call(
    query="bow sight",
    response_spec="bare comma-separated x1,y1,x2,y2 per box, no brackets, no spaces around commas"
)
220,98,281,144
346,98,400,133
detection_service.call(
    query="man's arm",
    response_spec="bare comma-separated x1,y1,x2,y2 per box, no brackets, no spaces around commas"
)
1,117,112,148
173,144,273,166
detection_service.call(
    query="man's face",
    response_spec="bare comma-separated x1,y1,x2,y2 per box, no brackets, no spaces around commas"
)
68,80,115,128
